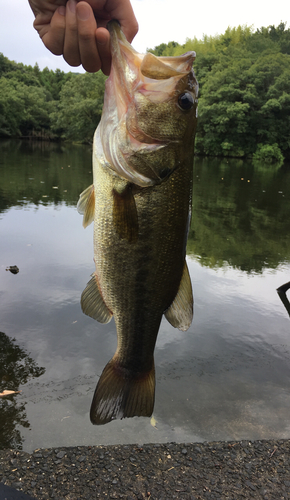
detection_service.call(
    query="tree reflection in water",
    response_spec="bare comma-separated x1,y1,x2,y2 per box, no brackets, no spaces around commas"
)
0,332,45,450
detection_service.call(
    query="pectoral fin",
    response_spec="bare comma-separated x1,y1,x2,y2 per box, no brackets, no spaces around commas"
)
81,273,113,324
164,261,193,331
112,184,138,243
77,184,95,228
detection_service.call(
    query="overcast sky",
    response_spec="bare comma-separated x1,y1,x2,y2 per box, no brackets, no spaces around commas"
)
0,0,289,72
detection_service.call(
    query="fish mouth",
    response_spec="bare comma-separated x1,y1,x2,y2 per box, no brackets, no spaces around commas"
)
107,21,162,147
107,20,195,80
98,21,197,187
107,20,195,146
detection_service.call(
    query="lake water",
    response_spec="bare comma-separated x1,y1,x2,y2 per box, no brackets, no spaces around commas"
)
1,139,290,453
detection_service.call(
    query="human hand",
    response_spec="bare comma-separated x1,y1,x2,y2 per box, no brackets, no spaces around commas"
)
28,0,138,75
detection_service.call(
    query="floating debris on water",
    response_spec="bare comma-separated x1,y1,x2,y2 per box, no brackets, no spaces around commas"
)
0,390,21,398
6,266,19,274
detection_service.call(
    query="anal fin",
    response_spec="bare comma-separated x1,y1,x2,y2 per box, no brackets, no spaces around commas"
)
164,260,193,331
77,184,95,228
81,273,112,324
112,184,138,243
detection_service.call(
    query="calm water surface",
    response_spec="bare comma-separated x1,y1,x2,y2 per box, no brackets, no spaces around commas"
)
1,140,290,452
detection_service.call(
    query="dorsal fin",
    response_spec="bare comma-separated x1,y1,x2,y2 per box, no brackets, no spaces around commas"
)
77,184,95,228
81,273,113,324
164,261,193,331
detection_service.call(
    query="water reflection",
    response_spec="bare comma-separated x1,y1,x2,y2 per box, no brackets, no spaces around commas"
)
189,157,290,272
0,140,290,451
0,139,93,213
0,332,45,450
1,142,290,276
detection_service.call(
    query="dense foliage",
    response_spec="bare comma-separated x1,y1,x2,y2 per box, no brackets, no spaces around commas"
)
149,22,290,161
0,54,106,143
1,22,290,157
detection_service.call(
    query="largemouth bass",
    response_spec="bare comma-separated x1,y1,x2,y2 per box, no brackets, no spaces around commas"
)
77,21,198,425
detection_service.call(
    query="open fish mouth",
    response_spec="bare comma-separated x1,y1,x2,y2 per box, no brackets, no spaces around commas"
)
98,20,198,187
107,20,195,87
107,19,196,120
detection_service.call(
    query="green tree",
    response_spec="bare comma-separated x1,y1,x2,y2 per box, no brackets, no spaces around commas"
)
196,46,290,158
0,54,72,139
0,52,16,76
1,22,290,151
147,41,181,56
253,143,284,164
255,22,290,54
146,23,290,159
0,77,51,137
50,72,106,143
37,67,71,100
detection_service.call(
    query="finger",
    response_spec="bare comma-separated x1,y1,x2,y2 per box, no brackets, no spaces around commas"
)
113,0,139,43
63,0,81,67
84,0,138,43
95,27,111,76
39,6,66,55
102,0,138,43
76,2,102,73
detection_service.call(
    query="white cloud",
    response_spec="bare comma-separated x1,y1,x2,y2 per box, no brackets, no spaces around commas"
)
0,0,288,71
132,0,288,53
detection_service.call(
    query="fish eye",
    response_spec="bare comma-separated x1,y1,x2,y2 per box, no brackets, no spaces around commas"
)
178,92,194,111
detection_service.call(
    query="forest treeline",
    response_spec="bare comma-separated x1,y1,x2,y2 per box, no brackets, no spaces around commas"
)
1,22,290,160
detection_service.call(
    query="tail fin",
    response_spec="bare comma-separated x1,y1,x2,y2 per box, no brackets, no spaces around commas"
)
90,357,155,425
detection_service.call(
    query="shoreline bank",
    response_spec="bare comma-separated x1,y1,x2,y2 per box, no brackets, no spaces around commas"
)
1,440,290,499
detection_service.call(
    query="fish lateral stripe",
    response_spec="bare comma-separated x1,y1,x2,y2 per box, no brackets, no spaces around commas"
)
90,357,155,425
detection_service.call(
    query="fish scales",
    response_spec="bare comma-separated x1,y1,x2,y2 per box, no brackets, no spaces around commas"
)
78,20,198,424
94,153,193,367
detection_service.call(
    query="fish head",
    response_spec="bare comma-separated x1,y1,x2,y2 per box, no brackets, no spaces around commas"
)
99,20,198,187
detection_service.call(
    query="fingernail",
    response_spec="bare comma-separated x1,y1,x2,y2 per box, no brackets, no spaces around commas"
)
77,3,90,21
68,0,77,14
57,5,66,16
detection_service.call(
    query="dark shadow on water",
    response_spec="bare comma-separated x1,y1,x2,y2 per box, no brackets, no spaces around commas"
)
277,282,290,317
0,332,45,450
